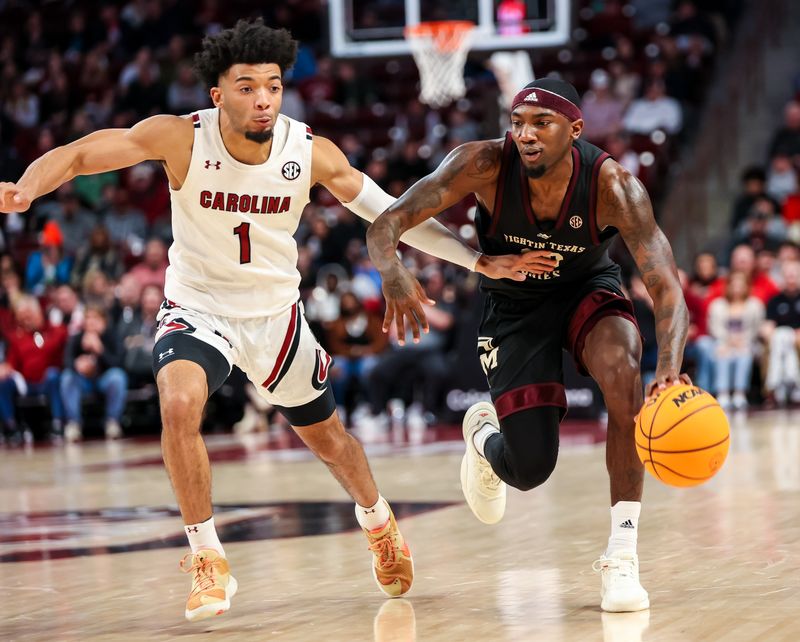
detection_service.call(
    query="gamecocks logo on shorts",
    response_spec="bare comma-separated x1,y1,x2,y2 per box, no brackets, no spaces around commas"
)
312,348,332,390
569,215,583,229
157,316,197,337
282,161,301,180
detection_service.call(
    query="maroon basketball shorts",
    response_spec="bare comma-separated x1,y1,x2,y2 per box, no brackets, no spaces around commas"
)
476,269,639,422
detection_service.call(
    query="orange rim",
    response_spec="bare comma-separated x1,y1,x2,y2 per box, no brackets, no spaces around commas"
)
404,20,475,53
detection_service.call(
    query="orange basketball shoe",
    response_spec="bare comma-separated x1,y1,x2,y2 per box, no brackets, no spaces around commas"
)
364,503,414,597
179,549,238,621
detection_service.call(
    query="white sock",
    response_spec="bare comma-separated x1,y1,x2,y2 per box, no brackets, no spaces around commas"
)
185,516,225,556
606,501,641,556
355,495,391,530
473,423,500,458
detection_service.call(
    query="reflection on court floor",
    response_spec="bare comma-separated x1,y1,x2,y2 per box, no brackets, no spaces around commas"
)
2,410,800,641
0,500,455,563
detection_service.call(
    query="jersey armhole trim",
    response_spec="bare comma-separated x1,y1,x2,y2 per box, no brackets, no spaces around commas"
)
487,133,515,237
303,123,314,195
555,146,582,229
588,153,612,245
167,113,201,193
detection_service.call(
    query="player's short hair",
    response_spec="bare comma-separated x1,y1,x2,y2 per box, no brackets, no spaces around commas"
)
193,18,298,88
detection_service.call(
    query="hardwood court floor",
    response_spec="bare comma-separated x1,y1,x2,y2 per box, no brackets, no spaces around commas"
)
2,411,799,642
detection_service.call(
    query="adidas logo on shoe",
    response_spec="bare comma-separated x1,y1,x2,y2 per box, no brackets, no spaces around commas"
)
619,519,635,529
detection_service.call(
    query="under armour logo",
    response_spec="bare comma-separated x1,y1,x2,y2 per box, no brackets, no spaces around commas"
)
363,508,376,514
619,519,635,529
537,233,551,239
569,215,583,229
204,160,221,170
158,348,175,361
186,526,199,533
525,91,538,102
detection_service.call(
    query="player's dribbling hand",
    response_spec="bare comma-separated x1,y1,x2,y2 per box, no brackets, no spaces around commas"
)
0,183,31,213
379,263,434,346
645,371,692,400
475,250,558,281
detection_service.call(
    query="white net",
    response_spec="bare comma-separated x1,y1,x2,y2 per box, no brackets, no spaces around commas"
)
405,22,475,108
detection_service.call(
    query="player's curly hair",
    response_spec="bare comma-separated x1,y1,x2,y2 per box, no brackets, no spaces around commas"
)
193,18,298,88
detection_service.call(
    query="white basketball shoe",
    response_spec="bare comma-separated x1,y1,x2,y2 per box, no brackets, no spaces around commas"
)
593,551,650,612
460,401,506,524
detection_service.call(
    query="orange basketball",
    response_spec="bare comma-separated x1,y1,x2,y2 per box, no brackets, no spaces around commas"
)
635,384,730,487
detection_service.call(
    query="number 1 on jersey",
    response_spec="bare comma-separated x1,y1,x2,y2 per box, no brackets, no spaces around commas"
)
233,222,251,264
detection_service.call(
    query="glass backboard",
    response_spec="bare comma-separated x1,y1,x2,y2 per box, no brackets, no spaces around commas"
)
329,0,571,57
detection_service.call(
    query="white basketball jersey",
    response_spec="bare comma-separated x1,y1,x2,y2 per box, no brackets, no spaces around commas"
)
165,108,312,317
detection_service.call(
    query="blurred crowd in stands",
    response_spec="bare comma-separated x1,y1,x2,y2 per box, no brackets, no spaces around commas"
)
1,0,797,447
630,83,800,413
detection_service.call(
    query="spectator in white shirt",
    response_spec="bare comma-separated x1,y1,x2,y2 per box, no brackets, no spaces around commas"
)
766,154,799,205
623,79,683,135
581,69,626,143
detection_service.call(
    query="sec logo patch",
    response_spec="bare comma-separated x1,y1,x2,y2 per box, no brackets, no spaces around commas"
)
282,161,301,180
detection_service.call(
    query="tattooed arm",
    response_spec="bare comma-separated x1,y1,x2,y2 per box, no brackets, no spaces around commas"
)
368,141,499,272
366,140,557,343
597,161,690,397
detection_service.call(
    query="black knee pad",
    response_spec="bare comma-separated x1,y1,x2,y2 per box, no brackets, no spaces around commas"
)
485,406,561,491
274,385,336,427
153,333,231,395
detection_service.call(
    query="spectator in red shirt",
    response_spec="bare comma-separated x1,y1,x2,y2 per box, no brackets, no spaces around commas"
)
125,237,167,290
0,295,67,444
126,162,169,225
689,251,719,301
679,269,714,393
705,244,780,305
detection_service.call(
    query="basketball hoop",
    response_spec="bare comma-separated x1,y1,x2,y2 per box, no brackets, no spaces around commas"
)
404,21,475,108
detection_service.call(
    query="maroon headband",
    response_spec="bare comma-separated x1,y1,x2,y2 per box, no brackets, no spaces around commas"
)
511,86,582,122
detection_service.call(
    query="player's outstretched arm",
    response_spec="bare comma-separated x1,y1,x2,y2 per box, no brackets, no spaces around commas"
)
366,142,490,274
598,161,690,397
364,141,557,343
312,135,486,269
0,115,188,214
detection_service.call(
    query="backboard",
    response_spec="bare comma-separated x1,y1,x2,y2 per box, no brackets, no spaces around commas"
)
329,0,571,57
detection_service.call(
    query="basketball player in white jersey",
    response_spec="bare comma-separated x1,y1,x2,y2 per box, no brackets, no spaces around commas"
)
0,19,556,621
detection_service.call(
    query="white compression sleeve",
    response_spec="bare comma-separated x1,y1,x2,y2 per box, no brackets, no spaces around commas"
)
342,173,481,271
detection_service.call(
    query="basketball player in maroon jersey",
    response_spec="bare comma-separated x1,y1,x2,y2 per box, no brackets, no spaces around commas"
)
367,78,691,612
